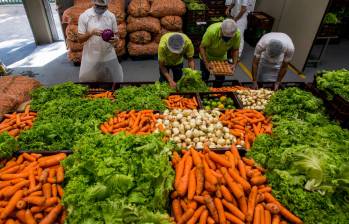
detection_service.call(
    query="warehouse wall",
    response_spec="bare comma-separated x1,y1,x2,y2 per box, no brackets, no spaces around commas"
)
255,0,329,70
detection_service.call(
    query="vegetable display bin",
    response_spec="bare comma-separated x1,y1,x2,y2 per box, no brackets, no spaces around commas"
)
198,91,243,110
168,92,202,109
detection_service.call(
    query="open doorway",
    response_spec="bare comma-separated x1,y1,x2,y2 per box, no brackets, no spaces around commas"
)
304,0,349,76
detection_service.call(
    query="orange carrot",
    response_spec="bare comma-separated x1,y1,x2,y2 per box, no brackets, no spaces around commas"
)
225,151,236,168
1,180,29,198
265,209,272,224
57,185,64,198
204,195,219,223
39,169,49,183
22,153,36,162
177,156,192,196
172,199,182,222
196,166,204,195
272,215,281,224
25,209,37,224
30,191,43,197
222,199,245,221
24,196,46,206
5,219,16,224
0,179,25,189
34,213,44,221
238,160,247,180
214,198,226,224
253,204,263,224
39,204,63,224
208,151,232,168
251,176,267,186
207,217,215,224
29,170,36,191
0,172,30,181
51,184,57,198
193,196,205,204
42,183,51,198
203,159,218,185
265,203,280,215
231,145,241,164
0,201,8,207
15,200,26,210
56,166,64,184
260,205,265,224
247,186,258,222
228,168,251,192
16,210,26,223
225,212,245,224
220,167,244,199
242,157,255,166
188,169,196,200
38,154,66,168
177,208,195,224
205,180,217,192
220,185,234,203
190,148,202,167
259,186,272,193
175,158,185,190
59,210,67,224
204,154,217,170
199,209,209,224
0,190,24,219
187,206,205,224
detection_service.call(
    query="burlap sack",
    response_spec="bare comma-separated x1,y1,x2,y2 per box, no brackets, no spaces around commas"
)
129,31,152,44
67,50,82,63
74,0,93,8
150,0,186,17
154,27,169,43
62,6,86,25
128,0,150,17
109,0,126,22
66,25,79,42
160,16,182,31
127,16,161,33
118,22,127,38
67,40,84,52
0,76,41,116
115,39,126,56
128,42,158,56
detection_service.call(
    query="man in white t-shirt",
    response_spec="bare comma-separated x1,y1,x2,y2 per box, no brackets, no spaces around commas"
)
252,32,295,90
225,0,248,57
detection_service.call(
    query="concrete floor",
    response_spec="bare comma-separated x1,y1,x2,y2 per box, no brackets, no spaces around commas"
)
1,4,348,86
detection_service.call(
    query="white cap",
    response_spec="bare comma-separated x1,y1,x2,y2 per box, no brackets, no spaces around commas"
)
92,0,109,6
221,19,237,37
167,33,185,54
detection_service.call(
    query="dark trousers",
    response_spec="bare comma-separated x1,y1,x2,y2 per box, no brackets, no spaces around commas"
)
200,59,225,87
159,63,184,82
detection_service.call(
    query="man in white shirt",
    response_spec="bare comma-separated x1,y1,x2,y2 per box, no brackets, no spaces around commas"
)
225,0,248,57
252,32,295,90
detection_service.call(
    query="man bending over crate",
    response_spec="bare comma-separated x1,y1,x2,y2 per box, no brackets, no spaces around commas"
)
158,33,195,88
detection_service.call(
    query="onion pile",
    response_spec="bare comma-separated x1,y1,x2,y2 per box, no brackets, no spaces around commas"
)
156,109,237,149
236,89,274,111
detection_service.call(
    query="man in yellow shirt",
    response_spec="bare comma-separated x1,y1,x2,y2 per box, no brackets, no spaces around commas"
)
158,33,195,88
200,19,240,87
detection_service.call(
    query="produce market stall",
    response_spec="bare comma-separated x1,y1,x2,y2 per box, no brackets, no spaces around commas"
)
0,69,348,223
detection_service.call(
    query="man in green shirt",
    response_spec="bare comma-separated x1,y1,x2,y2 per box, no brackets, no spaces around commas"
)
199,19,240,86
158,32,195,88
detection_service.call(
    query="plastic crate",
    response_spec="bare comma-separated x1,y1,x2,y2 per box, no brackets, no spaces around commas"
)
185,9,207,23
318,24,339,37
185,22,208,35
199,91,243,110
167,92,202,109
248,11,274,30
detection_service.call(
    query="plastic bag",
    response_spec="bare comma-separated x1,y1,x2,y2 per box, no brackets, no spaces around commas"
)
160,16,182,31
154,27,169,43
150,0,186,17
62,6,86,25
66,25,79,42
128,0,150,17
118,22,127,38
127,16,161,33
67,50,82,63
128,42,158,56
67,40,84,52
129,31,152,44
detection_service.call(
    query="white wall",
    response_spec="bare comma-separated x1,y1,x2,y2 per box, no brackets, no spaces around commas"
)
256,0,329,70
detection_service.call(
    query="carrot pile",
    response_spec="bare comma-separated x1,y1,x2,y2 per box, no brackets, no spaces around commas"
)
0,153,67,224
165,95,199,110
171,146,303,224
0,105,37,138
87,91,114,99
220,110,272,150
100,110,163,135
210,86,250,92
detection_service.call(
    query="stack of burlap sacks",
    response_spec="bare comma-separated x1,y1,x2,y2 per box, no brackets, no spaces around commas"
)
127,0,186,56
0,76,41,116
63,0,127,63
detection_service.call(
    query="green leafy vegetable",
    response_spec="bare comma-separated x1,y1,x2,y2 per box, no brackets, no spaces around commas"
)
114,82,173,111
177,68,209,92
323,12,340,24
0,132,19,159
62,133,174,224
316,69,349,101
248,88,349,223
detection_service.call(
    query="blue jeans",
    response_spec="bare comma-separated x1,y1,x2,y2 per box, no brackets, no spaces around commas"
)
200,59,225,87
159,63,184,82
